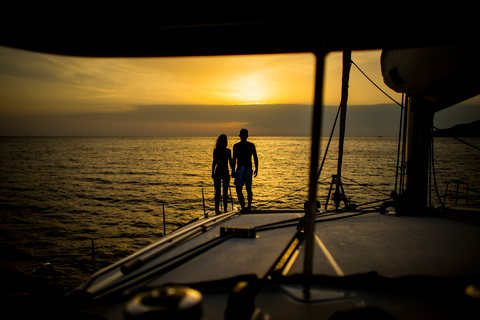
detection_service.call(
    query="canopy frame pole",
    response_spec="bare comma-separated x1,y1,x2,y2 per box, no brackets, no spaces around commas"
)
303,45,326,299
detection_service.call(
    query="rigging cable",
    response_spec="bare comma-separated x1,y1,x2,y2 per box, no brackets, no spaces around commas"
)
433,126,480,151
399,97,408,193
246,60,409,213
351,60,404,109
345,59,411,212
255,102,343,210
430,121,479,208
352,59,408,200
317,59,405,211
394,93,406,194
264,59,406,212
341,176,391,197
429,125,444,208
317,104,342,181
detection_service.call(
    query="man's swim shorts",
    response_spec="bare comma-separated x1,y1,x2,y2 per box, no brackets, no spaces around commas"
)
234,166,253,187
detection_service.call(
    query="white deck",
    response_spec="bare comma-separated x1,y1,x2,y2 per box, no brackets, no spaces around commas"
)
76,210,480,320
151,211,480,283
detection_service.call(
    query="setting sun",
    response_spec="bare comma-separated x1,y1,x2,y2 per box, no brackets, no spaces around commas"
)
196,54,316,105
237,75,265,103
223,73,272,104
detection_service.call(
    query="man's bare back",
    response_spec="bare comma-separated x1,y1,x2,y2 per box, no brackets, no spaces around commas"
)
231,129,258,213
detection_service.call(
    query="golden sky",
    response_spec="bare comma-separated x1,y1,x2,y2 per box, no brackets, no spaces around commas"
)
0,49,312,114
0,46,478,136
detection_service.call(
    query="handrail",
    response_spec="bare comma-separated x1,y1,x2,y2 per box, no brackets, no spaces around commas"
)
92,232,239,301
80,210,239,291
444,180,469,206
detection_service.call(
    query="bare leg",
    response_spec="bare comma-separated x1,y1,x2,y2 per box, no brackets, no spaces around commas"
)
236,185,245,212
246,185,253,212
214,178,221,214
222,182,229,212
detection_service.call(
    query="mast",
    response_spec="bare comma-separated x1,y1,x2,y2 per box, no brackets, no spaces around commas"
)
403,95,434,215
334,50,352,210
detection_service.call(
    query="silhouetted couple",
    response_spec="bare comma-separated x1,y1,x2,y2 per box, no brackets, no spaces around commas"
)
211,129,258,214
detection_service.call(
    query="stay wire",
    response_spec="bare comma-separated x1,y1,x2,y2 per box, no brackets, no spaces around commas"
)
254,176,332,210
317,61,398,209
341,176,392,197
317,104,342,181
395,93,405,194
433,126,480,151
399,98,408,192
352,59,407,196
351,60,404,109
256,103,343,210
252,61,405,211
429,125,444,208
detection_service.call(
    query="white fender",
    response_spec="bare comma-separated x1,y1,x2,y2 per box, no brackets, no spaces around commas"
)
381,44,475,96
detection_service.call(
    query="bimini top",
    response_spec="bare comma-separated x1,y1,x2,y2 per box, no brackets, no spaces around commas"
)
0,6,476,57
2,7,478,108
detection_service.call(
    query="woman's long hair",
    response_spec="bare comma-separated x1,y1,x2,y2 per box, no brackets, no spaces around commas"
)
216,134,228,150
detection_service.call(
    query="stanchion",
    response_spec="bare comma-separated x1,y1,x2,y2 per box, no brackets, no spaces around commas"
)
91,238,96,274
202,188,207,218
163,203,166,236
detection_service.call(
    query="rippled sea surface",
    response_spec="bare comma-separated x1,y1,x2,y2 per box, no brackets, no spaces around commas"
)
1,136,479,288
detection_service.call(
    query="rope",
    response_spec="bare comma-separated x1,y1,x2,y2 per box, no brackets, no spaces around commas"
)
254,176,332,210
351,60,404,109
341,176,391,197
355,197,391,208
433,126,480,151
254,185,308,210
317,104,342,181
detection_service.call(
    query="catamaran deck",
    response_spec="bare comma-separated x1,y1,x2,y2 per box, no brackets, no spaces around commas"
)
75,209,480,320
138,211,480,285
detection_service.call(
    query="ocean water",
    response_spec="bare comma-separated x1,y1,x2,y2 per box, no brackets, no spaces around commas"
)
1,136,479,288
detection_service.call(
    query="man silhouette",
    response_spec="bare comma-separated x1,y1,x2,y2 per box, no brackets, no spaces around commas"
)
231,129,258,213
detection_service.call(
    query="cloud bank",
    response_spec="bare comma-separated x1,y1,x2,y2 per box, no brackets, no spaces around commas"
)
5,103,477,137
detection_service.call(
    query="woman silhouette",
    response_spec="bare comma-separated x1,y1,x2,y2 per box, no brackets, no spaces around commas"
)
212,134,232,214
